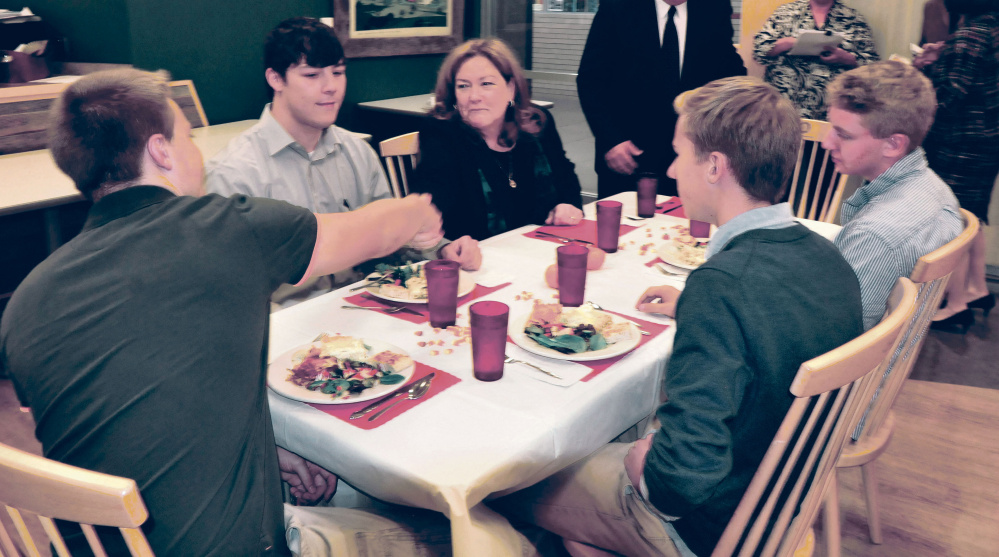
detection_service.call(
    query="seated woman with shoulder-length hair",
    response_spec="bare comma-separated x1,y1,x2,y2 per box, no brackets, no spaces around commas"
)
412,38,584,241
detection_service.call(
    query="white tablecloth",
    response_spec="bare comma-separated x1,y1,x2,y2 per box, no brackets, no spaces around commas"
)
267,193,841,556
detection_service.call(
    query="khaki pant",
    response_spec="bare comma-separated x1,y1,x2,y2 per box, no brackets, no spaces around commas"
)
490,443,689,557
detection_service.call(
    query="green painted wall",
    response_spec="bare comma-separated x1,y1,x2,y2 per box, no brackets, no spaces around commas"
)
26,0,462,129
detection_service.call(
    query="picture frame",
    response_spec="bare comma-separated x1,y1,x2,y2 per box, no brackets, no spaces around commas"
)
332,0,465,59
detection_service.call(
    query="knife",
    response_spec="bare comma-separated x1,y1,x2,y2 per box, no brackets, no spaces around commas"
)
533,230,593,245
359,294,426,317
658,204,683,215
349,372,435,419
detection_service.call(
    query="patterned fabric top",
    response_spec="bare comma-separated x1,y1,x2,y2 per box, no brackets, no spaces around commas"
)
923,12,999,153
753,0,879,119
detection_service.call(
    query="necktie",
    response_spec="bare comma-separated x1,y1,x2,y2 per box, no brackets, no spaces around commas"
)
662,5,679,82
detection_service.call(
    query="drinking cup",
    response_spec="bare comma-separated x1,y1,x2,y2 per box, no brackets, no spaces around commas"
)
596,200,623,253
636,175,658,218
556,244,588,307
690,219,711,238
424,260,460,328
470,301,509,381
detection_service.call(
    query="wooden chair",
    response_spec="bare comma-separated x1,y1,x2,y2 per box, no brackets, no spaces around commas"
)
379,131,419,198
0,442,154,556
0,79,208,155
836,208,980,544
712,278,917,557
788,119,848,224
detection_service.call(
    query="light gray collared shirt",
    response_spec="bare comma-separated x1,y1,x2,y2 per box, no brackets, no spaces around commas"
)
705,202,797,260
204,105,392,213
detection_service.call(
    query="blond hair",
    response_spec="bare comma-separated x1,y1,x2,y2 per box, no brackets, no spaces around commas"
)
48,68,174,199
826,61,937,151
674,77,801,203
432,38,544,147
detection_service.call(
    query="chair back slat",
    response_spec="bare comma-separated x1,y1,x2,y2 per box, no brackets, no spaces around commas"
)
0,442,154,556
789,119,847,224
853,209,979,438
379,132,420,198
713,278,917,557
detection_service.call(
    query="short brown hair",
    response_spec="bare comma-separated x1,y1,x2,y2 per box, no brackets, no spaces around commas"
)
48,68,174,199
431,38,544,148
674,77,801,204
826,61,937,151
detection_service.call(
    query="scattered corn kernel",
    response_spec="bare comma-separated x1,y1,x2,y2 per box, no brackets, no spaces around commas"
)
414,330,423,336
430,350,439,356
417,341,427,347
444,349,453,355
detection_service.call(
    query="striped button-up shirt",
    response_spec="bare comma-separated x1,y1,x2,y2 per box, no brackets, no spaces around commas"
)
835,148,962,329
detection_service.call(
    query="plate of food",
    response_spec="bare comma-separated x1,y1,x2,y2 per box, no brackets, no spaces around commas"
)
362,261,475,304
656,224,709,270
268,334,416,404
508,303,641,361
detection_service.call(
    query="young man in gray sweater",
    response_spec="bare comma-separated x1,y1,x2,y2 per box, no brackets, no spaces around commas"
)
494,77,863,557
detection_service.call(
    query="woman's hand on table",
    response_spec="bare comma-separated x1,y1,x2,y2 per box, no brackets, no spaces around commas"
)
624,433,655,489
636,285,681,318
440,235,482,270
545,203,584,226
277,446,338,505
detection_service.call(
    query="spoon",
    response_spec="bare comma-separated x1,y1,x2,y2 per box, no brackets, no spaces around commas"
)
341,304,406,314
369,375,433,421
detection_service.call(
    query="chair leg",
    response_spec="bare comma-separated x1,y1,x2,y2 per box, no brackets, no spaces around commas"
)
860,461,883,544
823,473,842,557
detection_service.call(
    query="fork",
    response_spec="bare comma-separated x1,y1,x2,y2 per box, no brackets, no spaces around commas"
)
341,304,406,314
504,356,563,380
584,302,651,336
368,375,434,421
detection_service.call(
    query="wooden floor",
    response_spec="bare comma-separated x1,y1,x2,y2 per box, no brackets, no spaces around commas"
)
833,379,999,557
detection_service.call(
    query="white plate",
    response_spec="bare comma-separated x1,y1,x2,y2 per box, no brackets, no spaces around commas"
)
656,240,708,270
363,261,476,304
267,338,415,404
508,310,642,362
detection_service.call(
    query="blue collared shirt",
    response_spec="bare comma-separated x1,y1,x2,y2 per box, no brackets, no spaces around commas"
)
705,202,797,260
835,148,962,329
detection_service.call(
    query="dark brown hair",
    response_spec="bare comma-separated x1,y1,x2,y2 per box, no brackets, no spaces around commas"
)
48,68,174,199
431,38,544,147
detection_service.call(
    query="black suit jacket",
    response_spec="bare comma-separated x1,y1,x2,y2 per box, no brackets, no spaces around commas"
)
577,0,746,175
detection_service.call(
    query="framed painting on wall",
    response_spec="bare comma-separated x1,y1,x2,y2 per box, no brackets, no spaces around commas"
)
332,0,465,58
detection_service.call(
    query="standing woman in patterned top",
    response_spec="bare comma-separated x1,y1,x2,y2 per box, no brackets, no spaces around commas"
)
753,0,879,120
916,0,999,327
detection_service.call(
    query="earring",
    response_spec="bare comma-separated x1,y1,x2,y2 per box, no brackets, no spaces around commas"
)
453,104,458,110
509,100,514,107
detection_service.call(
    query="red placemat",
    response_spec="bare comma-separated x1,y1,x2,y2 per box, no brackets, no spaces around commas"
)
577,311,671,382
645,257,665,267
656,197,686,218
342,283,512,325
523,219,639,245
308,363,460,429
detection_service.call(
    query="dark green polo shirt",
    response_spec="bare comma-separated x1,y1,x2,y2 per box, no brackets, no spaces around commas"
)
1,187,317,556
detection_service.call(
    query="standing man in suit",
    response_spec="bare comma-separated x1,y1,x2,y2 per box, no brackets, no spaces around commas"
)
578,0,746,198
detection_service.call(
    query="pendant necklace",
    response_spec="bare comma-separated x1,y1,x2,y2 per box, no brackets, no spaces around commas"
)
506,151,517,189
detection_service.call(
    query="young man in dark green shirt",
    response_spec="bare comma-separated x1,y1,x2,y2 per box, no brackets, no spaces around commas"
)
495,77,863,556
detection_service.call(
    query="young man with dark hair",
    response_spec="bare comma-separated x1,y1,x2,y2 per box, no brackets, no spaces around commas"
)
494,77,863,557
1,68,449,556
824,60,963,330
206,17,480,307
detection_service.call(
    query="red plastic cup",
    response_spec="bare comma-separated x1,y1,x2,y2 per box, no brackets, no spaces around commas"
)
424,259,460,328
470,301,509,382
596,200,623,253
636,175,658,218
557,244,588,307
690,219,711,238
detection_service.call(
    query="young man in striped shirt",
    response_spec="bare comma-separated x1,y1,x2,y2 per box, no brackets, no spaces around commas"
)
824,61,963,330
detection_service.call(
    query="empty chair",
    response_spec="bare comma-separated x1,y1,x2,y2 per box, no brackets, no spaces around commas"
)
788,119,848,224
379,131,419,198
713,277,917,557
0,442,154,556
836,208,980,545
